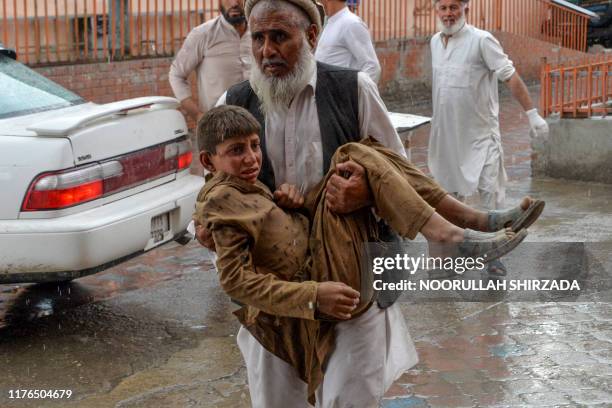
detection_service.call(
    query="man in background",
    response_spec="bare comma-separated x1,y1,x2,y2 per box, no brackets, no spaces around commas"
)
315,0,381,83
169,0,252,123
428,0,549,274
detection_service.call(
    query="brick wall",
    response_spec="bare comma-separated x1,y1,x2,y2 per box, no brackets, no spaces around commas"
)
376,37,433,108
35,57,178,105
34,31,588,111
493,31,589,81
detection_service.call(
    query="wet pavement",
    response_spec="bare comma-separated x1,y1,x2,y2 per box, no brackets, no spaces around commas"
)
1,86,611,407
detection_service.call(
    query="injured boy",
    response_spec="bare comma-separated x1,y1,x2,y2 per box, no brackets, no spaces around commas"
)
193,105,543,402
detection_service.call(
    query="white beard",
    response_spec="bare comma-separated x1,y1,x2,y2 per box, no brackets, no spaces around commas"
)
249,38,316,115
438,13,466,36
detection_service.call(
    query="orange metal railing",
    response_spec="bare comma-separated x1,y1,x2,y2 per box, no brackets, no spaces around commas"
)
0,0,591,66
1,0,219,65
409,0,589,51
541,54,612,118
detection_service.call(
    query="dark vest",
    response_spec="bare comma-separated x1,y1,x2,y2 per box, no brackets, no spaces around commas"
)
226,62,360,192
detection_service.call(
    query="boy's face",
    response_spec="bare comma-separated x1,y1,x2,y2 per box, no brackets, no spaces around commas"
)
200,133,262,184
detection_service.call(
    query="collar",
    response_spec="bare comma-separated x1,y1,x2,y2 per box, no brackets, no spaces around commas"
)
203,171,273,199
307,64,317,93
328,6,350,24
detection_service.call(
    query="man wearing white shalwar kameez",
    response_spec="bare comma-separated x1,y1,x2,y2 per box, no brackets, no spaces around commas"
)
315,0,381,83
216,0,418,406
428,0,549,210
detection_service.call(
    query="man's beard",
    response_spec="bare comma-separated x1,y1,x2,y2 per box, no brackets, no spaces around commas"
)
220,5,246,25
438,13,466,36
249,38,316,115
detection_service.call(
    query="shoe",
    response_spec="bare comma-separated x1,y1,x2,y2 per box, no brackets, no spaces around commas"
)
488,199,545,232
459,228,528,263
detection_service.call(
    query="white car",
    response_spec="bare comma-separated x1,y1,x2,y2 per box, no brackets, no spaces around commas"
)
0,46,204,283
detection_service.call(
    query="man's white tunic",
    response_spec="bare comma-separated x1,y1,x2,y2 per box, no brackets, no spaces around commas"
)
315,7,381,83
428,24,515,201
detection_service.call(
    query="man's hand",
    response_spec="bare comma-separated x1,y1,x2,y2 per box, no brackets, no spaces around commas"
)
325,160,372,214
274,183,305,209
194,220,216,251
316,282,360,320
526,108,549,140
179,97,203,124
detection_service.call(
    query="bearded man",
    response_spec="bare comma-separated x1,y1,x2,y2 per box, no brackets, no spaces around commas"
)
169,0,252,123
428,0,548,274
211,0,418,406
197,0,541,405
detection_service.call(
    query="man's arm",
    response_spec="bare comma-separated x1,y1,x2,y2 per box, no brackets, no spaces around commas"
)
169,28,206,122
506,72,533,111
344,21,381,84
357,72,406,156
325,73,405,214
505,73,549,138
481,35,549,139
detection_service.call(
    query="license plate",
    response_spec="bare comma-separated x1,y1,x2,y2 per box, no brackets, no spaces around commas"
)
151,212,170,243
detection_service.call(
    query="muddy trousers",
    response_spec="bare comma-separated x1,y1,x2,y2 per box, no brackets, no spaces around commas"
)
309,139,449,297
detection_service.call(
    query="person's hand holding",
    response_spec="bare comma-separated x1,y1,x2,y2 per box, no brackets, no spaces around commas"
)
325,160,372,214
526,108,549,141
274,183,305,209
316,282,360,320
194,219,216,251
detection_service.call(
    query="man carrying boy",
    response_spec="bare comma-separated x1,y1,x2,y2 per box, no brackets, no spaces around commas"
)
196,104,537,407
196,0,544,406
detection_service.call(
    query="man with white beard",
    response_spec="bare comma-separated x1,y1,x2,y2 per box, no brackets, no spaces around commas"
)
213,0,418,406
428,0,548,274
194,0,546,404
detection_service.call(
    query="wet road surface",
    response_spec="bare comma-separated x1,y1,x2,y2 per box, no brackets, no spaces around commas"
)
0,243,250,407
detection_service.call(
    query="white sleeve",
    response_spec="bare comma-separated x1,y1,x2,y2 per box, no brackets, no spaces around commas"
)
357,72,406,158
169,28,206,101
480,34,515,82
344,21,381,84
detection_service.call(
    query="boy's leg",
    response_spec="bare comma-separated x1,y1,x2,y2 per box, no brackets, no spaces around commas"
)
356,139,449,209
329,142,446,240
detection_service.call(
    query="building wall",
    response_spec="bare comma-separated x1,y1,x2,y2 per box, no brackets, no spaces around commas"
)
33,31,589,115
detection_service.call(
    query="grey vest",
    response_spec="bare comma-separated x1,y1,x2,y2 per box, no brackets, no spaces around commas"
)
226,62,360,192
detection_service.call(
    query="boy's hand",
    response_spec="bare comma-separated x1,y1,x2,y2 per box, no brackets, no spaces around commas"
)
316,282,360,320
194,219,216,252
325,160,372,214
274,183,305,209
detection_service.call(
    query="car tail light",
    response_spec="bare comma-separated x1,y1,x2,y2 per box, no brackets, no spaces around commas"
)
22,137,192,211
166,140,193,170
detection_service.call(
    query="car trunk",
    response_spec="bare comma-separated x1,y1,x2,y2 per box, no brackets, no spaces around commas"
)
0,98,191,220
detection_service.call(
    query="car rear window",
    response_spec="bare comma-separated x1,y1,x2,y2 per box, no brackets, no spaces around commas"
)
0,54,85,119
